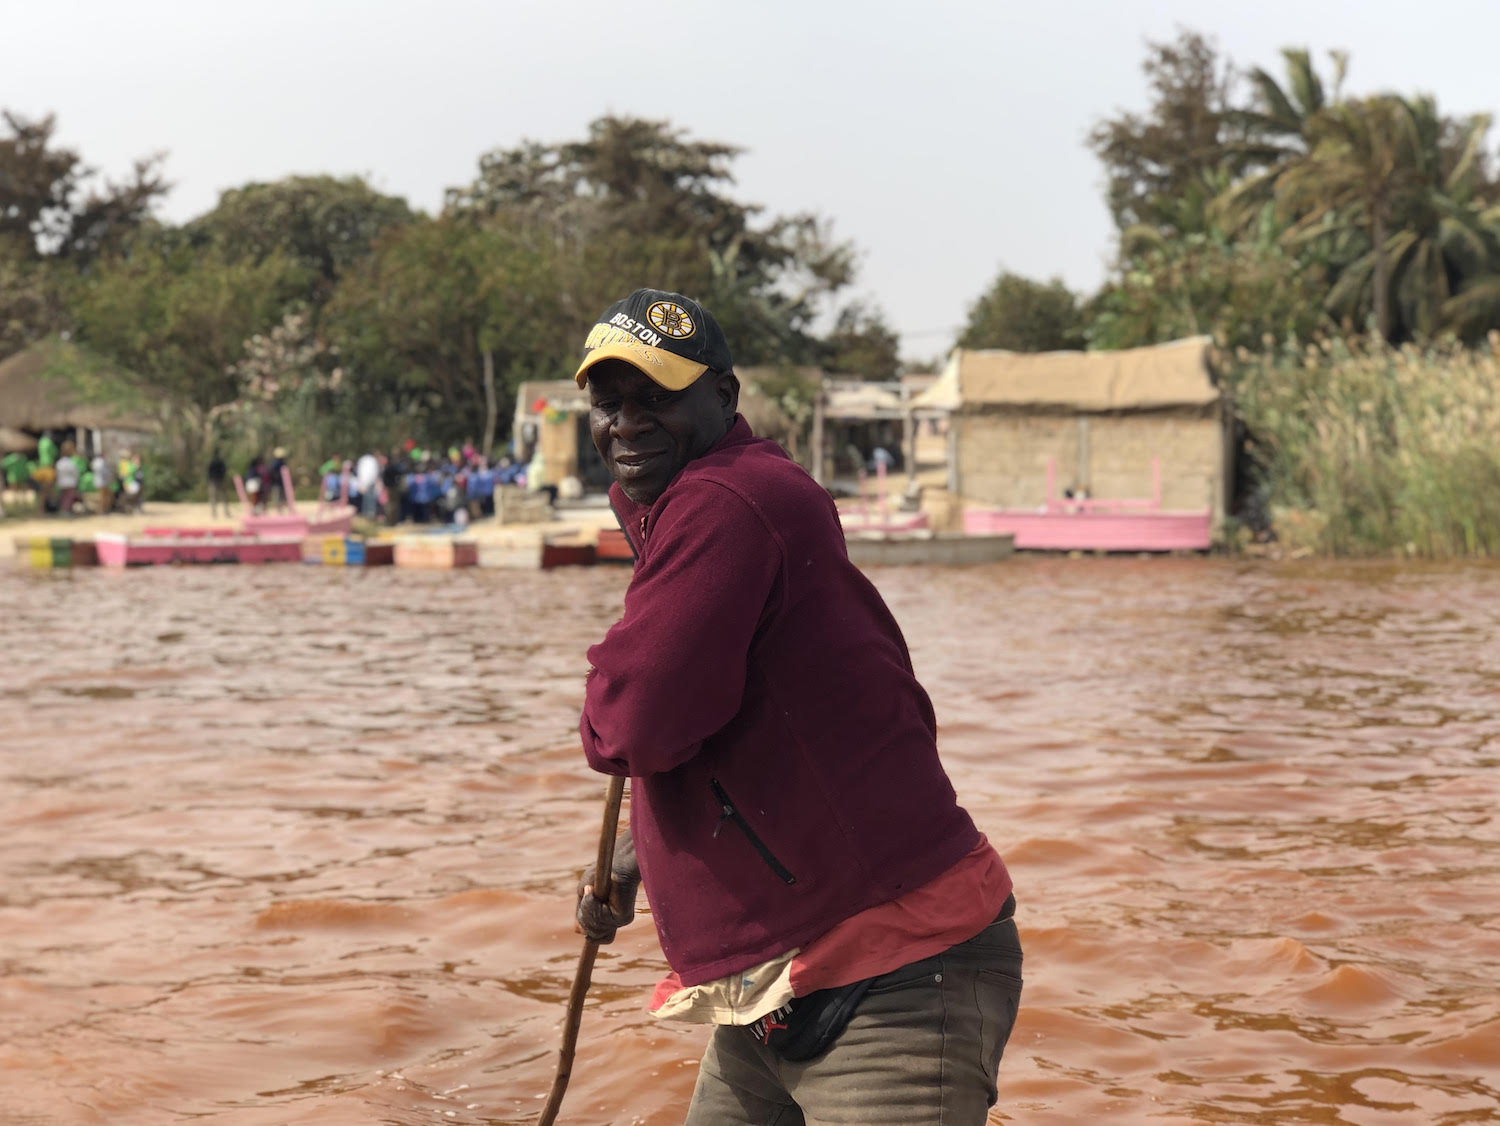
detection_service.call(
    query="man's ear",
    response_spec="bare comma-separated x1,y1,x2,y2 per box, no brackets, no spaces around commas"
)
716,371,741,419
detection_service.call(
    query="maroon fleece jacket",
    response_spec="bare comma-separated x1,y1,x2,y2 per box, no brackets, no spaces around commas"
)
580,416,979,986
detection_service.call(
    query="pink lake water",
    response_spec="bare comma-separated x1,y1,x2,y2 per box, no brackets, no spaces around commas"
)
3,557,1499,1124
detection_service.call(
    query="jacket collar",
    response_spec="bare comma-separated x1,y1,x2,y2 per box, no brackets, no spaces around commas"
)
609,414,753,553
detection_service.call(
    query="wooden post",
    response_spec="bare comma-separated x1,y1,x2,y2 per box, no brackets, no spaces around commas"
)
946,418,958,495
903,410,917,492
1076,416,1090,496
282,465,299,514
482,348,498,460
811,391,825,486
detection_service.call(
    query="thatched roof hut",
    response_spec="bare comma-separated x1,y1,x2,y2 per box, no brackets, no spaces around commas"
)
0,426,37,453
0,340,157,433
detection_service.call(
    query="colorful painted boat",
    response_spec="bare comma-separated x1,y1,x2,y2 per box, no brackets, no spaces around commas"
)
962,508,1211,552
236,464,356,538
839,460,931,535
301,535,395,566
962,457,1212,552
95,530,302,567
541,541,597,569
393,538,478,569
13,536,97,568
347,539,394,566
595,528,634,563
242,508,355,539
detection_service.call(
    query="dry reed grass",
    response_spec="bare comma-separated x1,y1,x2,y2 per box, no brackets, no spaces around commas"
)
1231,334,1500,556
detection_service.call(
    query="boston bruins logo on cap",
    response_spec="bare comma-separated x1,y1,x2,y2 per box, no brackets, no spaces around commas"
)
647,300,696,339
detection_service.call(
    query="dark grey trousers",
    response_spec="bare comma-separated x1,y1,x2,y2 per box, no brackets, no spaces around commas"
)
684,915,1023,1125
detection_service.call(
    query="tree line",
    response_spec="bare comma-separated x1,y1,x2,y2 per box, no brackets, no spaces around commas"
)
959,31,1500,354
0,113,902,490
7,29,1500,534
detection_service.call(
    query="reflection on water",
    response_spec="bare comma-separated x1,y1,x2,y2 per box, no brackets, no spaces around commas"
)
2,558,1499,1124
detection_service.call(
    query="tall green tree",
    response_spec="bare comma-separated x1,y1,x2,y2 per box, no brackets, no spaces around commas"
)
68,244,307,467
325,216,563,453
958,272,1086,352
447,115,855,366
0,110,168,263
1089,220,1329,350
0,252,60,359
1088,31,1247,237
822,302,901,379
186,175,414,306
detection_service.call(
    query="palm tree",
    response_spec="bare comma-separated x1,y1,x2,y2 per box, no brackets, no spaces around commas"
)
1222,62,1500,343
1439,202,1500,335
1240,48,1346,151
1215,49,1346,215
1284,97,1498,340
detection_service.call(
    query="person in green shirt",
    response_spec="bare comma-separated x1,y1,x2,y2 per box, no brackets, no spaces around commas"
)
1,450,29,488
37,433,57,468
0,451,17,518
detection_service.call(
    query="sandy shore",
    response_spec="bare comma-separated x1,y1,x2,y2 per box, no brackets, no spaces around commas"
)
0,501,615,558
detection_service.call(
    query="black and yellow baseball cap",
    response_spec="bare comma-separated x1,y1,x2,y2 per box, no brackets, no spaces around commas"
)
573,288,733,391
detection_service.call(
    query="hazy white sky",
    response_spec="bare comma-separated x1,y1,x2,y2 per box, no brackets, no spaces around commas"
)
8,0,1500,359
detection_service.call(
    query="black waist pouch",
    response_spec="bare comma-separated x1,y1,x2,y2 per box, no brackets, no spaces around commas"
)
745,978,874,1062
742,895,1017,1062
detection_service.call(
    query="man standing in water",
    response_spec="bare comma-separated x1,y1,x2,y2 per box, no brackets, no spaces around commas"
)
572,289,1022,1124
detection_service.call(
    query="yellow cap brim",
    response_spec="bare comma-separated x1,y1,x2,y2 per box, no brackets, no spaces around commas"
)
573,340,708,391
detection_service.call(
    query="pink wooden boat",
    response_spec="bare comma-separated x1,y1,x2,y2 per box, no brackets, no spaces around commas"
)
95,529,303,567
963,458,1212,552
235,465,356,538
840,459,931,534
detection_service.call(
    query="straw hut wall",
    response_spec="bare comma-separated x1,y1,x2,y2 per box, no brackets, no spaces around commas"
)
917,337,1230,526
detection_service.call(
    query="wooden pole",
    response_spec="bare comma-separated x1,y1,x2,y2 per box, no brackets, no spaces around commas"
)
811,390,826,486
537,774,627,1126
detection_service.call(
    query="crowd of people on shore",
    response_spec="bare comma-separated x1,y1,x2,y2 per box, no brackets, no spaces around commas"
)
0,435,145,519
209,440,527,527
308,441,526,526
1,433,532,526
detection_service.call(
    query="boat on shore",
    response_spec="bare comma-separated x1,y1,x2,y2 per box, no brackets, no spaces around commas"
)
392,536,478,569
845,531,1014,567
595,528,633,563
94,528,302,567
14,536,98,569
300,535,395,566
236,466,356,539
961,458,1212,552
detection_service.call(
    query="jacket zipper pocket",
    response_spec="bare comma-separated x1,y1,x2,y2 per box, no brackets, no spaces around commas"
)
710,778,797,885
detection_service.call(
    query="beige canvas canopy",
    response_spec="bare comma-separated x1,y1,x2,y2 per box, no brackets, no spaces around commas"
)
913,336,1217,413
